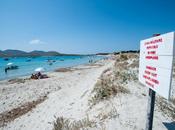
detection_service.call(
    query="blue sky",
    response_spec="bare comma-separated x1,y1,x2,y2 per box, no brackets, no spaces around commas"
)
0,0,175,54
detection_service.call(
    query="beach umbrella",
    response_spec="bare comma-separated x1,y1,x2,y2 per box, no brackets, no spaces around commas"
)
7,62,13,66
35,67,45,72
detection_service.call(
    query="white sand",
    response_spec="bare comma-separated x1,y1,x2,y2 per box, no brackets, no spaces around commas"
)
0,56,175,130
0,58,114,130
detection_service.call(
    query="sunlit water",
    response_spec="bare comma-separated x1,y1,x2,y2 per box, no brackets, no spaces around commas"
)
0,55,104,80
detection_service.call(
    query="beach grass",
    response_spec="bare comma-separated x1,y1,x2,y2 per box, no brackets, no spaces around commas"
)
0,95,47,127
53,115,96,130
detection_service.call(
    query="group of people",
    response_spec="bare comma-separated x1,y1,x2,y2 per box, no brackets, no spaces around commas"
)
31,72,48,79
89,59,93,63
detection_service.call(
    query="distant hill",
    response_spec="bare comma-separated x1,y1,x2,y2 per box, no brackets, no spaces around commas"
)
0,49,77,57
2,50,28,57
0,50,7,57
28,50,61,56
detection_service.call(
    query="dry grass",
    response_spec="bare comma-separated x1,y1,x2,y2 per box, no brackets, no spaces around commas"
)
97,107,119,121
114,70,138,84
88,54,140,106
114,55,138,82
102,68,111,74
55,68,73,72
53,109,118,130
115,62,128,70
171,98,175,105
127,53,139,59
0,96,47,127
89,81,128,106
8,78,28,84
53,116,96,130
128,60,139,69
156,97,175,120
120,54,128,61
115,53,139,70
89,68,129,106
89,53,139,106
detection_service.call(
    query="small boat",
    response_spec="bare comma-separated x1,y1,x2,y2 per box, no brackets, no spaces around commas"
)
9,65,19,69
5,63,19,73
47,59,52,61
47,59,54,65
26,59,31,62
4,58,9,61
49,63,53,65
5,65,19,73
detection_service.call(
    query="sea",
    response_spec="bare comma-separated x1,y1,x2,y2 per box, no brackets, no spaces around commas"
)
0,55,104,81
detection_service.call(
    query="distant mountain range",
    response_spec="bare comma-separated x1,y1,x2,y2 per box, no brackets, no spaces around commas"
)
0,49,140,57
0,49,80,57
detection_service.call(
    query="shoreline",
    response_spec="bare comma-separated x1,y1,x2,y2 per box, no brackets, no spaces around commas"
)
0,57,114,129
1,53,174,130
0,57,106,82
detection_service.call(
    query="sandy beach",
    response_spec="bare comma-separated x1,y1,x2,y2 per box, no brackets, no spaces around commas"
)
1,0,175,129
0,54,175,130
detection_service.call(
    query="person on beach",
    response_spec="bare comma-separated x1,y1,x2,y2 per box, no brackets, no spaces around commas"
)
37,72,41,78
31,72,49,79
89,59,93,63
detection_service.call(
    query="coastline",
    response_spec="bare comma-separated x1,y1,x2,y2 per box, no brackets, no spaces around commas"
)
0,57,114,129
0,53,175,130
0,55,105,81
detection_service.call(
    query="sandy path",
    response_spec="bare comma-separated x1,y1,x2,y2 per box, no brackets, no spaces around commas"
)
0,59,114,130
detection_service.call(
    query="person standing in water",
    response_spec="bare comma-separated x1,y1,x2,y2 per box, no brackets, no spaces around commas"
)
5,68,7,74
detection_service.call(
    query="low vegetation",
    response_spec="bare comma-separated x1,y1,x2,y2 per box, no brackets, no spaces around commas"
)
53,116,96,130
0,96,47,127
55,68,73,72
89,79,129,106
89,53,139,106
53,106,119,130
171,98,175,105
120,54,128,61
97,106,119,121
53,53,175,130
8,78,28,84
52,53,139,129
156,97,175,120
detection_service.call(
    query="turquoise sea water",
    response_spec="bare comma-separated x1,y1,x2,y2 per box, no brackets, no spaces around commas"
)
0,55,103,81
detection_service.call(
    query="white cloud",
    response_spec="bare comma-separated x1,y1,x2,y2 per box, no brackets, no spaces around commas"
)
29,39,45,45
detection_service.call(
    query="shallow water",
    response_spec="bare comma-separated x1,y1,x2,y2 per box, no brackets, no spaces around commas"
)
0,55,103,80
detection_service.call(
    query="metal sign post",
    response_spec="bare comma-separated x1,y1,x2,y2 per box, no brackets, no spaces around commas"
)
145,89,155,130
145,34,160,130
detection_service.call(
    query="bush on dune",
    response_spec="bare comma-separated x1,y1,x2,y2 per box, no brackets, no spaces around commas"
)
53,116,96,130
89,53,139,106
120,54,128,61
89,68,129,106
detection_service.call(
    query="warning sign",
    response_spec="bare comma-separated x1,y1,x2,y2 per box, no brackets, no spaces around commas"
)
139,32,175,99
